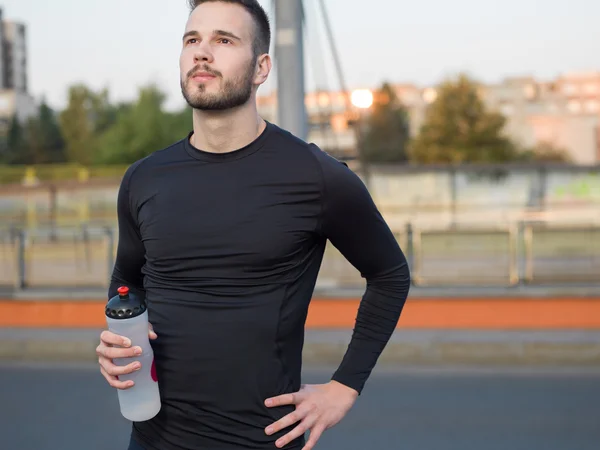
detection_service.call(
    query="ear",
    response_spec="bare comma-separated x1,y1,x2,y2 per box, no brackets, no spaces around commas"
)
254,54,272,85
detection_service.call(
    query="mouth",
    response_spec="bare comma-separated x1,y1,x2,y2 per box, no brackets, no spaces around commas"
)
191,71,217,82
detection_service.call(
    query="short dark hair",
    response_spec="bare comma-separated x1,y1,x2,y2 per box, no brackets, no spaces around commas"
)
187,0,271,58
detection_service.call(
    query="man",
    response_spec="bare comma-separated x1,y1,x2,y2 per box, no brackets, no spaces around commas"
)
96,1,411,449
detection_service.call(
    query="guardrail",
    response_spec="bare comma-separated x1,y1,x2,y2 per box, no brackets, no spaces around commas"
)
0,225,116,290
522,223,600,284
0,221,598,290
411,224,520,286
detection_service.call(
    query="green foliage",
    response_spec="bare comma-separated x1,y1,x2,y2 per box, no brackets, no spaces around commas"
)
35,100,67,163
3,114,26,164
0,73,578,182
359,82,410,163
409,74,520,164
58,84,98,165
517,141,572,163
1,101,66,165
94,85,192,164
0,82,192,171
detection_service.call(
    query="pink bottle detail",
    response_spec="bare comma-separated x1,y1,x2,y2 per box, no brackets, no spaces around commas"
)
151,358,158,382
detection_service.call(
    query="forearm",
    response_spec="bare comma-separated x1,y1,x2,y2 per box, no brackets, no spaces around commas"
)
331,261,410,394
314,145,412,393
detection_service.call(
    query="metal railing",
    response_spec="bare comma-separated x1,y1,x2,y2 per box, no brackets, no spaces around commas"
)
409,222,598,286
0,225,116,290
411,224,520,286
0,221,598,290
522,223,600,284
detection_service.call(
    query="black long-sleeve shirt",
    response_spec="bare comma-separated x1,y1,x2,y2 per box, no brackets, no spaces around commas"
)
109,121,410,450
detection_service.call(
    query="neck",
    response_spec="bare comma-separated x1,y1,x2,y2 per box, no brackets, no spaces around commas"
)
190,100,266,153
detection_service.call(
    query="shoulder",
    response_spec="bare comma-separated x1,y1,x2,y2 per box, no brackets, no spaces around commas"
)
304,143,366,199
120,137,187,190
279,132,371,209
266,122,356,184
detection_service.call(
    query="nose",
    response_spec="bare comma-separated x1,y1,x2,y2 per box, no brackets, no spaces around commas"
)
193,41,214,64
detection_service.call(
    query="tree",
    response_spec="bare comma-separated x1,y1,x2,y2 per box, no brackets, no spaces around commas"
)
518,141,571,163
23,116,44,164
91,88,121,136
1,102,67,165
59,84,97,165
358,82,410,163
95,84,192,164
35,100,66,163
409,74,519,164
2,114,27,164
58,85,119,165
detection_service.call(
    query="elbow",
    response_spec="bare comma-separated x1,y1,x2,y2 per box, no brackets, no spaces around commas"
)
365,259,411,299
355,260,410,338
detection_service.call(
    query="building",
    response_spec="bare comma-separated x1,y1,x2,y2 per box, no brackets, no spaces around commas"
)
392,73,600,164
3,20,28,92
0,8,36,134
257,90,358,160
480,72,600,164
257,71,600,164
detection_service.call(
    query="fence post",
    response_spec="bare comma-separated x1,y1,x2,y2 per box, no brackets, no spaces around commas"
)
508,223,520,286
16,229,27,290
81,223,91,272
49,184,58,242
515,220,524,286
450,168,458,228
523,223,534,284
411,225,422,286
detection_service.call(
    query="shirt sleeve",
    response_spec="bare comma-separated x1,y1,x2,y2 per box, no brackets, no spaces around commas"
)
317,150,411,394
108,162,147,300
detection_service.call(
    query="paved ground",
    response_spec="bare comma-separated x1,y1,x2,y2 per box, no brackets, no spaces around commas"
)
1,362,599,450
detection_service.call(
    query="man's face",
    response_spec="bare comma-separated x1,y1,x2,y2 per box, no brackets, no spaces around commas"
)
180,2,259,110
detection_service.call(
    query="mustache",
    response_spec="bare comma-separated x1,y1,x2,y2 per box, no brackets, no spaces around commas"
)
187,65,222,79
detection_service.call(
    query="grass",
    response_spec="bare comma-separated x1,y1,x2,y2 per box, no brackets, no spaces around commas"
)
0,164,128,185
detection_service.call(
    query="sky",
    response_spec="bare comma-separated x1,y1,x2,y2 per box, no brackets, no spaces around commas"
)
1,0,598,112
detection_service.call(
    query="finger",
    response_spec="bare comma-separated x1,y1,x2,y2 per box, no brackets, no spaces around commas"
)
265,391,301,408
302,424,326,450
99,356,142,377
100,330,132,348
275,416,317,449
266,405,310,436
96,343,143,360
148,323,158,340
100,365,134,390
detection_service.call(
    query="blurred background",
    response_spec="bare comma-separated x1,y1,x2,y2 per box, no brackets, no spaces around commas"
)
0,1,599,449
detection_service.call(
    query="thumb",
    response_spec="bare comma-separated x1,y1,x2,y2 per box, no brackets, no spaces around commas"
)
148,323,158,339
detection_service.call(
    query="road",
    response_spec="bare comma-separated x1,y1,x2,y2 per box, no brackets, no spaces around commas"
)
1,362,599,450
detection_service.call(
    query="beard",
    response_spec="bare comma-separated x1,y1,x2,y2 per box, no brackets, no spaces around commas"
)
181,59,256,111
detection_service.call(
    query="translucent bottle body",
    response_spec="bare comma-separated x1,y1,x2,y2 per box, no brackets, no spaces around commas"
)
107,310,161,422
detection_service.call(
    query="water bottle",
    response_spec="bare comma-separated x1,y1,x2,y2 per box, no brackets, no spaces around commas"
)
105,286,161,422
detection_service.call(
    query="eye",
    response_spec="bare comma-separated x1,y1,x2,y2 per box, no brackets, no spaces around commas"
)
218,38,231,44
186,38,197,45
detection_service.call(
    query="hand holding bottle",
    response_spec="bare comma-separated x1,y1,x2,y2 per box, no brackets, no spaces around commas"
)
97,322,158,389
98,286,162,422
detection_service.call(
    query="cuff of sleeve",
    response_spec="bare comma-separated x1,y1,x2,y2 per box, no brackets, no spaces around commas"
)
330,368,368,395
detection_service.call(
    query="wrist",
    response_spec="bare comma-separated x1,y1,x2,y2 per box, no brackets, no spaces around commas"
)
330,379,359,399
